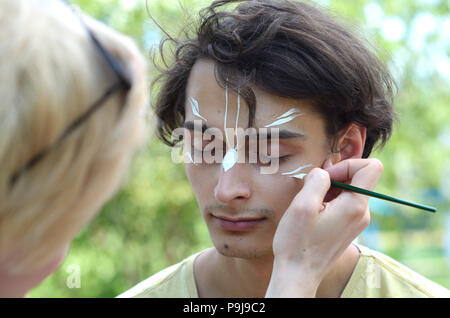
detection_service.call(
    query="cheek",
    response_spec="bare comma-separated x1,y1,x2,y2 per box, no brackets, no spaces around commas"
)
254,173,302,221
185,164,218,203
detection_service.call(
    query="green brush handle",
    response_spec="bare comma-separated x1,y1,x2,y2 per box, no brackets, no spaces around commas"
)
330,180,436,213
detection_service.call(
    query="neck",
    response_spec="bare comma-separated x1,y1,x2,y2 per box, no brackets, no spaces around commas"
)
195,244,360,298
195,248,274,298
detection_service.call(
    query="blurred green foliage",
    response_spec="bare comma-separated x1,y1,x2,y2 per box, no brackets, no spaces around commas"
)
29,0,450,297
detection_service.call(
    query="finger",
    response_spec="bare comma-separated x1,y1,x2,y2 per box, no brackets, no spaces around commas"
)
289,168,331,216
323,186,342,203
325,158,383,191
324,159,382,226
324,159,382,218
321,158,342,202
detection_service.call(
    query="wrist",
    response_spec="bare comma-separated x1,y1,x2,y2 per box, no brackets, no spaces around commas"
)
266,260,321,298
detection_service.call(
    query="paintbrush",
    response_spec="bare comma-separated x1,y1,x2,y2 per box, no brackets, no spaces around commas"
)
330,180,436,213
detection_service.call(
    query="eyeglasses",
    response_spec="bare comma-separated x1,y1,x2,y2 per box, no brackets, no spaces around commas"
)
9,1,131,187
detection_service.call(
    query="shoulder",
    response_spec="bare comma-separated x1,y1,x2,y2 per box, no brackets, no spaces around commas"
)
117,251,203,298
342,244,450,298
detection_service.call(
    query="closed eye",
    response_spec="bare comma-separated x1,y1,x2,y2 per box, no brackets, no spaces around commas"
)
257,154,290,166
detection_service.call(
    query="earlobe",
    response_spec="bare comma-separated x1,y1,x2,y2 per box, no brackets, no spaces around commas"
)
335,124,367,161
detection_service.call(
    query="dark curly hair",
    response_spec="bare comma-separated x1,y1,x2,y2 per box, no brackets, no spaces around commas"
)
151,0,397,158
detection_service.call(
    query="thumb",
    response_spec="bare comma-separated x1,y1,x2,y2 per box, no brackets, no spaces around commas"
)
289,168,331,216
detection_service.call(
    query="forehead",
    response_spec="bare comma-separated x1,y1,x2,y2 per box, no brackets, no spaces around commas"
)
185,59,324,132
186,59,225,102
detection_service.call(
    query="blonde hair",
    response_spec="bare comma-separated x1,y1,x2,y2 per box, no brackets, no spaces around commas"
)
0,0,150,274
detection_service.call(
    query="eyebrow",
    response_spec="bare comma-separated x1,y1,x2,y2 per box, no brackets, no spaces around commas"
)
182,121,307,140
183,121,208,133
267,129,306,139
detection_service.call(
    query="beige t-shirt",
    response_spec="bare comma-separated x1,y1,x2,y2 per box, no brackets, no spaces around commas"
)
117,244,449,298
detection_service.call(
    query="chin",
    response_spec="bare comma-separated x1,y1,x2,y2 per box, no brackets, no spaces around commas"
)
211,235,273,259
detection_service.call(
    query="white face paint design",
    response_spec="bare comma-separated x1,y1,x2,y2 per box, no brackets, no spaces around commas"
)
222,81,241,172
281,163,313,179
264,108,311,178
222,148,238,171
192,86,305,174
264,108,303,128
190,97,207,122
187,97,206,166
185,151,197,165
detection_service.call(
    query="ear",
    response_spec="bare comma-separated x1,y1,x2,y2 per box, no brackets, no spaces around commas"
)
331,123,367,163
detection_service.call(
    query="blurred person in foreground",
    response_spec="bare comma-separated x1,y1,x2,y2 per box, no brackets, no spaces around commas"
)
0,0,149,297
119,0,449,298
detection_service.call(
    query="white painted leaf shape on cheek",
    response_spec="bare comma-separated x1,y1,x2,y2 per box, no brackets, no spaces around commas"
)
290,173,307,179
281,163,312,176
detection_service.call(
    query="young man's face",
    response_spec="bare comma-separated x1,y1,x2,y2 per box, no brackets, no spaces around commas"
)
183,59,332,259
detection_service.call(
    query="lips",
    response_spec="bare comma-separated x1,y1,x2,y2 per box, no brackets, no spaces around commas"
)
212,215,266,232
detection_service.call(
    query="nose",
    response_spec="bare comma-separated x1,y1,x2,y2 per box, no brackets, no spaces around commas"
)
214,164,252,204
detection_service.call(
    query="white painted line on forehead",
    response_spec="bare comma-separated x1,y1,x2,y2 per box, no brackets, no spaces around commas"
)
235,88,241,149
222,82,241,172
264,108,303,128
224,81,230,147
190,97,207,122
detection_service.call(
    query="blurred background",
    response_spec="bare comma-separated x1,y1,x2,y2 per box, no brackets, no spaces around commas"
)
30,0,450,297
